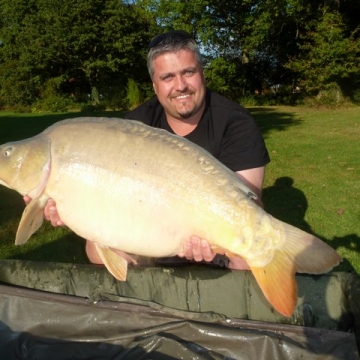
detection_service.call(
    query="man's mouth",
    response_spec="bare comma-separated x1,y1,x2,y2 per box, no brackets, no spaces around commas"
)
174,93,191,100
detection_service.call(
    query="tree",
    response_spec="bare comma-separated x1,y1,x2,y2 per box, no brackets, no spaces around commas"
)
1,0,359,108
137,0,314,98
0,0,154,109
286,8,360,102
136,0,360,104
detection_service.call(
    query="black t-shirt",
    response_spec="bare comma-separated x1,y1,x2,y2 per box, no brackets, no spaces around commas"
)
124,89,270,172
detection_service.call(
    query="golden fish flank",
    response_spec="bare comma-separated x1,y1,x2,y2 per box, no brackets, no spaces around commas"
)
0,117,341,317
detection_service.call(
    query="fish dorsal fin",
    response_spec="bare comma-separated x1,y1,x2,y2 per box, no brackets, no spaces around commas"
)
94,244,129,281
15,195,49,245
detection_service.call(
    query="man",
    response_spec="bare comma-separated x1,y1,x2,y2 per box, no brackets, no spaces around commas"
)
40,30,270,269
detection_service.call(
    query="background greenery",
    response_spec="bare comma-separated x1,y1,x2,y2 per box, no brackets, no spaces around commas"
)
0,107,359,274
0,0,359,112
0,0,358,273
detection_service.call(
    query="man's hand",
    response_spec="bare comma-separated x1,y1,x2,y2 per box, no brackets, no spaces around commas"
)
178,236,216,262
178,235,250,270
23,196,64,227
44,199,65,226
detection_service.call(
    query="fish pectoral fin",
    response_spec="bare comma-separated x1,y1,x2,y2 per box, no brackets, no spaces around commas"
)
94,243,129,281
250,251,297,318
15,195,48,245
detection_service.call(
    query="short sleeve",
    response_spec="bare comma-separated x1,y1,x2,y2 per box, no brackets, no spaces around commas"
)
217,108,270,172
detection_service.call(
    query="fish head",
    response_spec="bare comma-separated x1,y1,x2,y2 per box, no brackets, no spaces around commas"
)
0,136,51,197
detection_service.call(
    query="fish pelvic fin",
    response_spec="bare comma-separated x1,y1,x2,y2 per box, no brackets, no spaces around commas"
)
15,195,48,245
249,221,341,317
94,243,129,281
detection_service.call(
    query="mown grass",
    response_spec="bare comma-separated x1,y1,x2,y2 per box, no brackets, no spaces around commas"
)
254,106,360,274
0,107,359,273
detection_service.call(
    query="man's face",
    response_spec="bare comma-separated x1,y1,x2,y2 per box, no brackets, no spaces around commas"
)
152,49,206,121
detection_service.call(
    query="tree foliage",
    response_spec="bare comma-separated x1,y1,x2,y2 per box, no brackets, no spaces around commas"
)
0,0,359,110
0,0,155,110
139,0,360,105
286,9,360,99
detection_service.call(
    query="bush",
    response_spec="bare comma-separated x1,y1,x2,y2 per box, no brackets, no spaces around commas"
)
350,89,360,105
34,80,72,112
100,85,128,111
7,103,32,113
34,96,71,113
126,79,142,109
239,92,301,107
303,84,352,108
80,103,107,113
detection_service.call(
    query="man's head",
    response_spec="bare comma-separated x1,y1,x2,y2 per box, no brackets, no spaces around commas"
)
147,30,206,121
147,30,203,80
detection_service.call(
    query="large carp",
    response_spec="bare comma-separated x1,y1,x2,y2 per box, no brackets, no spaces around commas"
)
0,117,341,316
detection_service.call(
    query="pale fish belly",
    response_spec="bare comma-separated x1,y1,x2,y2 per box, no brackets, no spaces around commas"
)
43,120,248,259
45,161,215,257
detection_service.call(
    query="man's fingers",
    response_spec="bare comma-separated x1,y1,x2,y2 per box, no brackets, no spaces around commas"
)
44,199,64,226
190,236,203,261
200,239,216,262
23,195,32,205
181,236,216,262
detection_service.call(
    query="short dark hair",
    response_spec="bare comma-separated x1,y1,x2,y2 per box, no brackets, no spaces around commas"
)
147,30,203,80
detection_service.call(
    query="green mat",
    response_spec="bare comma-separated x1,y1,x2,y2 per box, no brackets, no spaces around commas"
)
0,260,359,359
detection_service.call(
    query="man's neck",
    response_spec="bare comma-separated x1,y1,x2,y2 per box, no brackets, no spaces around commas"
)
166,115,201,136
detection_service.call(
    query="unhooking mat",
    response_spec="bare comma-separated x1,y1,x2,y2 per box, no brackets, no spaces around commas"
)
0,259,359,359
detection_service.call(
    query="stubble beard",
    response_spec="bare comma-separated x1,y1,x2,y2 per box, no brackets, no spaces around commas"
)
176,98,202,119
178,109,195,119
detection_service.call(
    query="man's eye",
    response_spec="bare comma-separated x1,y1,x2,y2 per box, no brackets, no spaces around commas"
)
185,70,195,76
160,73,173,81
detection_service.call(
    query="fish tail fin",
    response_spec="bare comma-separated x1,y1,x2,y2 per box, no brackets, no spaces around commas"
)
283,222,342,274
251,249,297,317
250,221,341,317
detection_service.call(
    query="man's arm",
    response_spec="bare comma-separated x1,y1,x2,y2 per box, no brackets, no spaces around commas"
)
235,166,265,207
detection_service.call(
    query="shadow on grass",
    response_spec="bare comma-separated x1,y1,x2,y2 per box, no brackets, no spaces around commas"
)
263,176,311,233
263,176,359,273
0,110,126,143
249,107,302,138
0,107,301,144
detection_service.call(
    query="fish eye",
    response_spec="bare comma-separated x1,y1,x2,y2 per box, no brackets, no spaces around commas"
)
3,146,13,157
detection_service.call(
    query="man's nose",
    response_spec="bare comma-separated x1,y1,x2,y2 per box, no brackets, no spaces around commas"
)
174,75,187,91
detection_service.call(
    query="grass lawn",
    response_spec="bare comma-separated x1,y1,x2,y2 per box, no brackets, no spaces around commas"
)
0,107,359,274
